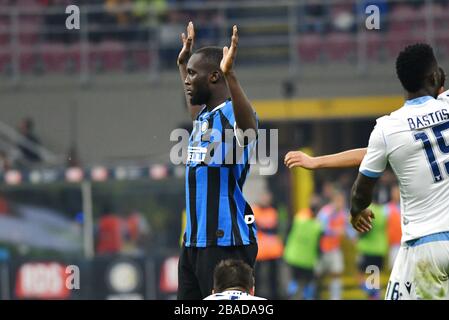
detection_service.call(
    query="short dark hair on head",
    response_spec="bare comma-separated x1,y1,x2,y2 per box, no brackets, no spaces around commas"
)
396,43,438,93
213,259,254,293
194,46,223,71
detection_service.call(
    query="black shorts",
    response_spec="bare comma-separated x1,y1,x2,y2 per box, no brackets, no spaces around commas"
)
177,243,258,300
358,254,384,273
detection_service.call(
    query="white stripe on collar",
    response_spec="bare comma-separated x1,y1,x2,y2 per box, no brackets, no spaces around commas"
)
211,100,229,113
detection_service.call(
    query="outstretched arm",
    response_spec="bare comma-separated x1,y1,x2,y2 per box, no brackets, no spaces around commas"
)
177,22,203,121
284,148,367,170
220,26,257,132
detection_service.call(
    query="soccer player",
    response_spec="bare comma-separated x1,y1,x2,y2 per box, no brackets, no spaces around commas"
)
203,259,266,300
286,44,449,299
176,22,259,300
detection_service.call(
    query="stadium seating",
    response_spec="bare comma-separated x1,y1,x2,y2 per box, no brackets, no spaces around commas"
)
325,32,356,61
297,34,323,63
1,1,448,74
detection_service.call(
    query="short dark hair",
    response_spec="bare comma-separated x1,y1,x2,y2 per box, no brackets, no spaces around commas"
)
396,43,438,93
213,259,254,293
194,46,223,72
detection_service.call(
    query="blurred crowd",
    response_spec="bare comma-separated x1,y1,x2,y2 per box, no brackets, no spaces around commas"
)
252,171,401,300
0,117,44,174
1,0,448,74
95,205,153,256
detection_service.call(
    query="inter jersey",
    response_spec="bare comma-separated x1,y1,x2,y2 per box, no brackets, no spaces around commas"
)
184,100,258,247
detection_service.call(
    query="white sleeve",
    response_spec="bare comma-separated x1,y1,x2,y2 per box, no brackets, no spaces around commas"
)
359,122,387,178
437,89,449,105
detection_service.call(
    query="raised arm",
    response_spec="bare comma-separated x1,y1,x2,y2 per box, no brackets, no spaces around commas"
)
177,22,203,121
220,26,257,132
284,148,367,170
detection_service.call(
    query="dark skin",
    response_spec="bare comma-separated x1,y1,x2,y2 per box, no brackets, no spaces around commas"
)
177,22,257,132
350,64,444,233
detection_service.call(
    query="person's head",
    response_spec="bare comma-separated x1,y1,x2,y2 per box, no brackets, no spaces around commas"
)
212,259,255,295
310,193,322,216
396,43,442,98
185,46,227,106
322,181,335,201
331,187,346,212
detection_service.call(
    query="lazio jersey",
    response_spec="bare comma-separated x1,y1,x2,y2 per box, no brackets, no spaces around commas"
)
360,91,449,242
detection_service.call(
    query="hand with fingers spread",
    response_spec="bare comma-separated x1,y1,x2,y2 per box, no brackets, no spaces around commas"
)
221,25,238,75
284,151,318,170
351,208,375,233
177,21,195,67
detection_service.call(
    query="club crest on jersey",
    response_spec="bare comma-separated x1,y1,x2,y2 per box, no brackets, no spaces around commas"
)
201,120,209,133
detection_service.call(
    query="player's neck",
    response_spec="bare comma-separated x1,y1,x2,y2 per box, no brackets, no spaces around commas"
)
406,89,435,101
206,92,230,112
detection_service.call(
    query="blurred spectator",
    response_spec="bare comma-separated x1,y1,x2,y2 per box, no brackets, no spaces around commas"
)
321,180,336,203
386,184,401,270
17,118,42,164
125,210,152,253
0,193,9,215
132,0,168,44
315,187,349,300
300,0,329,34
253,190,284,300
96,205,127,255
375,170,395,204
283,194,322,300
133,0,168,26
0,150,11,173
105,0,133,26
194,10,220,46
66,146,81,167
105,0,138,42
158,10,185,67
356,202,388,300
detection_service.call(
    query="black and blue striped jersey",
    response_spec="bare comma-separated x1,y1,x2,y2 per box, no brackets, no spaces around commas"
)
184,100,258,247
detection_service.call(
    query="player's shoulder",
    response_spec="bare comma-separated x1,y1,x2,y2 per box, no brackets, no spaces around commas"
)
438,89,449,104
219,99,233,112
374,108,405,131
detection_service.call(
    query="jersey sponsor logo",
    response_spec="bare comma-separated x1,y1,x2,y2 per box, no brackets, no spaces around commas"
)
201,120,209,133
187,146,207,164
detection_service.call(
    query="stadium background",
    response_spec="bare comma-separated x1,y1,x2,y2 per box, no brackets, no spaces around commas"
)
0,0,447,299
